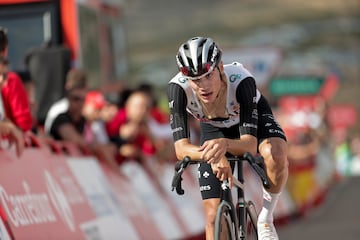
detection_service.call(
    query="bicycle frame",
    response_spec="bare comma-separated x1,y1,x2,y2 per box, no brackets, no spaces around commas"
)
226,159,255,239
171,153,270,240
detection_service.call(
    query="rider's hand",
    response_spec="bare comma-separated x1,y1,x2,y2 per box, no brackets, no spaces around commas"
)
200,138,228,164
211,157,233,188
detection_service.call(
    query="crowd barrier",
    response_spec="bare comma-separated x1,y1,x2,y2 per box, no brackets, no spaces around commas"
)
0,135,335,239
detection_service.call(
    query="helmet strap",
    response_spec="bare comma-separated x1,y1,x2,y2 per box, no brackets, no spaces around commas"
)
217,66,224,82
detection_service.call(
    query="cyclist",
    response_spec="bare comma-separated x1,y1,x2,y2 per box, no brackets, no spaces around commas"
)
167,37,288,240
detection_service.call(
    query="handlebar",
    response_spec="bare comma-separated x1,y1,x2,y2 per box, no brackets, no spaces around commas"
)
243,152,271,189
171,152,270,195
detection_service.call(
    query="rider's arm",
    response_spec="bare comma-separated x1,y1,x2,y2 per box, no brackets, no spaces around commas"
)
174,138,203,161
225,77,258,156
167,83,203,161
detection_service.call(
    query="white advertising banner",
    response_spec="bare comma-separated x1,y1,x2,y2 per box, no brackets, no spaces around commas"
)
67,157,140,240
0,218,11,240
154,162,205,235
120,161,186,240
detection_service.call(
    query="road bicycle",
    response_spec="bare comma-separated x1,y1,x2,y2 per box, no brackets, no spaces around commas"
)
171,152,270,240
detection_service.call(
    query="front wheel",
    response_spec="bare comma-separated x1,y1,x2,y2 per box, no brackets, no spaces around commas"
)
214,201,237,240
245,201,258,239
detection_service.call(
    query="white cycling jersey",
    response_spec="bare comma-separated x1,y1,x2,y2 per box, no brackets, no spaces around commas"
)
169,62,261,128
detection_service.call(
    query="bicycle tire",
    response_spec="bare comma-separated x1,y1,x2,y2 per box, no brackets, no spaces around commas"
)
214,201,237,240
245,201,258,239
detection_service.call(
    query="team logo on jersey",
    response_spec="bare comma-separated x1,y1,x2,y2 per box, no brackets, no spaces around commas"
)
252,109,258,119
229,74,242,82
169,100,174,109
243,122,258,129
200,185,211,191
178,77,187,83
172,127,183,134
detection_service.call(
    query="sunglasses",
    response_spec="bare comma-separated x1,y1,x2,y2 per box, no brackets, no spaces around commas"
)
180,63,215,80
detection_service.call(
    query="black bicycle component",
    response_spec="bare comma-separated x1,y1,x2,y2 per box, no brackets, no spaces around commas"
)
171,156,193,195
171,152,271,239
171,153,270,194
243,152,271,189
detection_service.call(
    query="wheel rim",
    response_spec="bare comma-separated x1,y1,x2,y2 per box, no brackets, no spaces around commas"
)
245,202,258,240
223,212,235,239
215,202,236,240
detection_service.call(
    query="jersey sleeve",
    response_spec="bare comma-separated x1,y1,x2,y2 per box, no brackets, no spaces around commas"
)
167,83,190,141
236,77,258,137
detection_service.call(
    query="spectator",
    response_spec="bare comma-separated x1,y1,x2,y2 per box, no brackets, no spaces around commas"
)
349,132,360,175
116,87,133,108
106,90,157,165
83,90,110,145
0,120,24,157
49,80,88,144
137,83,172,136
0,28,32,132
16,70,38,134
49,80,119,172
44,68,87,135
138,82,169,124
137,83,176,163
99,100,118,124
334,128,352,177
286,128,320,208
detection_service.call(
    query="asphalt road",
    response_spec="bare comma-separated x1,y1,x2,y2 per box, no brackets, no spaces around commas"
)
277,176,360,240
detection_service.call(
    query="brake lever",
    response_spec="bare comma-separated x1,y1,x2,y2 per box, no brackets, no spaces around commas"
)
171,156,191,195
243,152,271,189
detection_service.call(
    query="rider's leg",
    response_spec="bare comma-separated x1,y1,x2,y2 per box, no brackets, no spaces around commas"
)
258,137,288,238
259,137,288,193
203,198,220,240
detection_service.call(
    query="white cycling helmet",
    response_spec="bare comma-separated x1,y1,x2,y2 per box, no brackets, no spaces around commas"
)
176,37,222,79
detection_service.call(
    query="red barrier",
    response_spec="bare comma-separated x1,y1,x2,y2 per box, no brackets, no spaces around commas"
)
0,182,15,240
0,148,95,240
0,134,335,239
100,163,165,240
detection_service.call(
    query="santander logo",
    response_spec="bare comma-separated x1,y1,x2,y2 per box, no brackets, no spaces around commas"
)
0,170,75,232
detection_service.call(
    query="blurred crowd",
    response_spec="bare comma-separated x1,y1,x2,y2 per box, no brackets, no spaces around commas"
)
0,26,179,172
272,93,360,208
1,26,359,184
275,97,360,178
39,69,179,171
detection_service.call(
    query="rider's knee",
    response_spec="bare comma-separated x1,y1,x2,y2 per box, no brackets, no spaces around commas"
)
260,138,288,171
204,201,218,227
